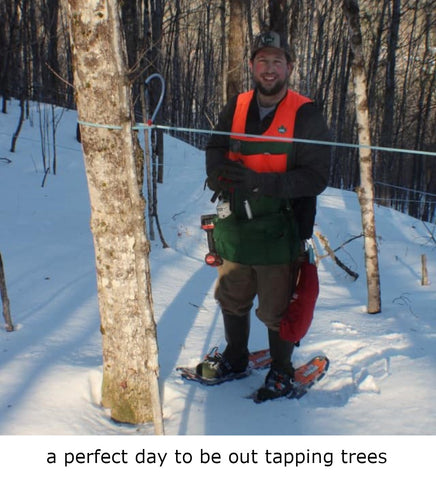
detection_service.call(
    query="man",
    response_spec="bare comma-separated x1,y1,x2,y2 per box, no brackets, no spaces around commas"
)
197,31,331,400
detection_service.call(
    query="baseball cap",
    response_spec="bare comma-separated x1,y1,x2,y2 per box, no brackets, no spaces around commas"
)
251,31,294,62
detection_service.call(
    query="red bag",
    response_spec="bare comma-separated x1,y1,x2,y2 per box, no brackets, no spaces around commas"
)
280,256,319,343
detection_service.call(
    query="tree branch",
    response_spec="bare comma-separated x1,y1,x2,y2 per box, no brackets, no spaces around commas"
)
315,231,359,280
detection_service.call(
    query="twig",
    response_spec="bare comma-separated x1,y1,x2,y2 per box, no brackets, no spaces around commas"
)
392,293,418,318
422,222,436,245
333,233,364,252
41,167,50,188
315,231,359,280
45,62,75,89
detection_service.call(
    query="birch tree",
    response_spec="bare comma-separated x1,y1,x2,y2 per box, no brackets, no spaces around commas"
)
67,0,163,432
343,0,381,314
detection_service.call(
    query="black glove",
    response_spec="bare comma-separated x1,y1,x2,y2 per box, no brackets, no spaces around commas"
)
206,169,221,192
220,161,265,193
206,160,247,192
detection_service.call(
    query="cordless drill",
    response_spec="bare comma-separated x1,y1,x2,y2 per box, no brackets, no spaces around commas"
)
200,214,223,267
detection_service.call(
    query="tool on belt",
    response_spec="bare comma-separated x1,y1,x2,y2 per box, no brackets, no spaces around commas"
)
201,214,223,267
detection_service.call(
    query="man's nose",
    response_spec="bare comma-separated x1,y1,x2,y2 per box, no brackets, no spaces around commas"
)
265,60,277,71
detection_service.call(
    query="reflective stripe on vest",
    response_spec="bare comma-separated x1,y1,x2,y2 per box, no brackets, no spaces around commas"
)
228,89,311,173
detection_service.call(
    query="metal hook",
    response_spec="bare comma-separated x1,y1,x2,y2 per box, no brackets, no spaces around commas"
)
144,73,165,124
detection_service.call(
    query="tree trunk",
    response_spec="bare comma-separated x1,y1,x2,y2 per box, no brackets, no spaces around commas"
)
343,0,381,314
10,96,25,152
380,0,401,148
227,0,245,99
268,0,288,33
219,0,227,105
67,0,163,432
0,252,14,332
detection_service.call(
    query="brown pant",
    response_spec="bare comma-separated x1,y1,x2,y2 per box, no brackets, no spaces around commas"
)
215,259,300,331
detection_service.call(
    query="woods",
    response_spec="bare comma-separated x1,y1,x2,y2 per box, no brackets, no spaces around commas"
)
1,0,435,427
1,0,435,222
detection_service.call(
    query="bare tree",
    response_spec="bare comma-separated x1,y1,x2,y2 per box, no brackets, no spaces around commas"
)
66,0,163,432
227,0,246,99
343,0,381,314
380,0,401,148
268,0,288,33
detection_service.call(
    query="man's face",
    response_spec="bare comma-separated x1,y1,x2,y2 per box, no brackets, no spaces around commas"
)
250,48,292,97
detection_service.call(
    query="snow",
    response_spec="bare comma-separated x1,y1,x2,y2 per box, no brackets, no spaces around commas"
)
0,100,435,477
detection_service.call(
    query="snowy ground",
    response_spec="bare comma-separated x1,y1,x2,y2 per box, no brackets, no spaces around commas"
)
0,101,435,477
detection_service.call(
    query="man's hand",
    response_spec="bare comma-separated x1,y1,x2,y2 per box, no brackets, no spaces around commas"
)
208,160,277,195
220,161,262,193
207,160,254,192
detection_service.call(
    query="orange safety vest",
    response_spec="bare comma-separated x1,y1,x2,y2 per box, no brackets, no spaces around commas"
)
228,89,311,173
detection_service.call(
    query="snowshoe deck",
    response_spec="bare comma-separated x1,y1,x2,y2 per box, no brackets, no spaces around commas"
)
176,348,271,386
252,355,329,403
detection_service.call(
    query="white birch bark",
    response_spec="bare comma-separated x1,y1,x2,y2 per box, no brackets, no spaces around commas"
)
343,0,381,313
66,0,163,431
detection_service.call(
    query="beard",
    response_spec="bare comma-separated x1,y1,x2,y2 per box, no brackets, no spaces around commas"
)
254,76,288,96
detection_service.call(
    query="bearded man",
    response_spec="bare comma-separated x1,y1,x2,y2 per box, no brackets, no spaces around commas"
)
197,31,331,401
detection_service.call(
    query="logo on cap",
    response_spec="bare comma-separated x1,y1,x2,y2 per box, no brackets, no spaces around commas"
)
258,32,281,49
251,31,293,61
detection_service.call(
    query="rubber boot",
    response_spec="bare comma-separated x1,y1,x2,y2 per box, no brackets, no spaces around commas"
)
254,329,295,401
222,313,250,372
268,329,295,376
